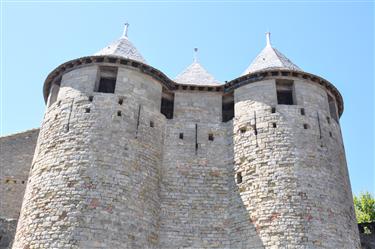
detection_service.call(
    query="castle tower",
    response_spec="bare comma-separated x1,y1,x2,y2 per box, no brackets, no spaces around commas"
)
12,28,360,249
230,32,360,248
13,25,168,248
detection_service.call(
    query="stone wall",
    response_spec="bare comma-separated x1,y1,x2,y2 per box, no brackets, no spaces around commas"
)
159,91,233,248
8,62,361,248
0,129,39,219
0,218,17,249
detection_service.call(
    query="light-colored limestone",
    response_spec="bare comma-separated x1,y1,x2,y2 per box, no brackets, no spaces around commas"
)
5,52,360,249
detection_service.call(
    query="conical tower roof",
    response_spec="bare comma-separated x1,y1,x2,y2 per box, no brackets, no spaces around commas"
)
242,33,301,75
175,48,221,86
95,23,146,63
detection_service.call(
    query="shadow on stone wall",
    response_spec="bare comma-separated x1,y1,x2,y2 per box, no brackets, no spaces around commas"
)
230,180,265,248
359,222,375,249
0,218,17,249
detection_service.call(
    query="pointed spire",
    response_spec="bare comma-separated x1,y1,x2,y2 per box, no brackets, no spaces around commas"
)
266,32,271,47
242,33,301,75
95,23,146,63
122,23,129,38
175,50,221,86
193,48,199,62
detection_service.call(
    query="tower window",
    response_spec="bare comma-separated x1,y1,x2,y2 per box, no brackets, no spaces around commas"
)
117,111,122,117
300,108,305,115
272,123,277,128
303,124,309,129
95,66,118,93
222,93,234,122
150,121,154,127
179,133,184,139
85,108,90,113
161,89,174,119
276,80,295,105
118,98,124,105
271,107,276,113
208,133,214,141
327,94,338,123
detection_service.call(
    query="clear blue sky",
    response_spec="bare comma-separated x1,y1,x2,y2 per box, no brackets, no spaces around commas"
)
1,1,374,195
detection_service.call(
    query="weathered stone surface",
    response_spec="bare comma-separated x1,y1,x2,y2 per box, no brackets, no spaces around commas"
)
0,218,17,249
232,78,360,248
3,63,360,248
0,129,39,219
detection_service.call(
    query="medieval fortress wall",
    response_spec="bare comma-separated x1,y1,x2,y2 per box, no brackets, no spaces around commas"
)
0,31,362,248
0,129,39,219
0,129,39,248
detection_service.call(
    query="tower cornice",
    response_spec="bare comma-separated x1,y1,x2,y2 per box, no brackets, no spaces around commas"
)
43,56,343,117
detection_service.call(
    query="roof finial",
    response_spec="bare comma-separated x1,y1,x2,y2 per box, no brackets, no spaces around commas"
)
193,48,198,62
266,32,271,47
122,23,129,38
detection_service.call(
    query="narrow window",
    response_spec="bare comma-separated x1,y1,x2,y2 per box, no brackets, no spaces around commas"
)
95,66,118,93
118,98,124,105
161,89,174,119
236,172,243,184
85,108,90,113
240,127,246,133
222,93,234,122
208,133,214,141
276,79,295,105
303,124,309,129
21,181,25,184
150,121,154,127
300,108,305,115
179,133,184,139
329,131,333,137
88,96,94,102
117,111,122,117
271,107,276,113
327,94,338,123
272,123,277,128
326,116,331,124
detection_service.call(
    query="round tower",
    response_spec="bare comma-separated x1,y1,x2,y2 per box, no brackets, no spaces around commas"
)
230,33,360,248
13,26,169,248
12,28,361,249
